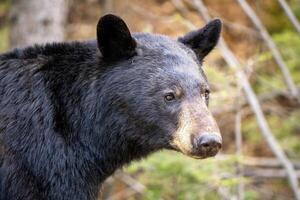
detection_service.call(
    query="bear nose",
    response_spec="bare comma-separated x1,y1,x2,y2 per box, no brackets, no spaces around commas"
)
198,133,222,149
193,132,222,158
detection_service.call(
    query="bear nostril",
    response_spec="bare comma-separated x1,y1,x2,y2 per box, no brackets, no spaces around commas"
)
201,142,210,148
196,132,222,151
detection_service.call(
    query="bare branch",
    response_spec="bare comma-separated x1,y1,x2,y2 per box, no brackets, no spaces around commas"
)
211,85,300,117
217,186,236,200
116,172,146,193
105,188,138,200
241,156,300,169
236,0,300,102
105,171,145,200
183,0,261,37
216,155,300,169
243,168,300,179
277,0,300,34
188,0,300,199
171,0,188,15
235,87,244,200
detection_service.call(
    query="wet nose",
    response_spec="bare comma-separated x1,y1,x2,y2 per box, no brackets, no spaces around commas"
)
198,133,222,150
194,132,222,158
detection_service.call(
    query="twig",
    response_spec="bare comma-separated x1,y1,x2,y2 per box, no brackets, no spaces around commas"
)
241,156,300,169
218,186,236,200
102,177,115,200
183,0,262,38
105,171,145,200
105,188,138,200
221,19,260,38
216,155,300,169
235,86,244,200
171,0,188,15
189,0,300,199
277,0,300,34
130,4,178,23
236,0,300,102
211,85,300,117
243,168,300,179
116,172,145,193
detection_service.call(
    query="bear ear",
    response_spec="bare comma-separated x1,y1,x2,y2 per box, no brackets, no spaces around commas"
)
97,14,137,61
178,19,222,60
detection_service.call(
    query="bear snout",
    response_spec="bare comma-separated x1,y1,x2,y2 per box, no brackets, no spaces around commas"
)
192,132,222,159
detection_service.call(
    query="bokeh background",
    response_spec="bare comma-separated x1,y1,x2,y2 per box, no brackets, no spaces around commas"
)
0,0,300,199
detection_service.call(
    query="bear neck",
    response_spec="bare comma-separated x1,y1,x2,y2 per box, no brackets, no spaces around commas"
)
81,104,154,176
67,91,156,199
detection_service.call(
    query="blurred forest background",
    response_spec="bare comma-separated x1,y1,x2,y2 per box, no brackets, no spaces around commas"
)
0,0,300,199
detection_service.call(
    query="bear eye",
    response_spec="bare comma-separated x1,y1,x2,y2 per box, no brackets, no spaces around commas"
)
204,90,210,100
164,93,176,102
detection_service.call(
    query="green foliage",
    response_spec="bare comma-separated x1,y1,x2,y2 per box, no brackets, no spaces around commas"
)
204,62,236,109
126,152,246,200
0,0,10,52
290,0,300,20
242,110,300,158
245,189,259,200
0,26,9,52
273,31,300,83
268,111,300,159
242,117,261,144
260,0,292,33
260,0,300,33
253,30,300,94
246,29,300,158
0,0,10,14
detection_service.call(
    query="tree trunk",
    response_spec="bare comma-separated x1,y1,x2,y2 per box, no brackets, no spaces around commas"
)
9,0,69,48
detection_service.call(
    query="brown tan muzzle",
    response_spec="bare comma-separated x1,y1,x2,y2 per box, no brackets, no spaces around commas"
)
171,100,222,159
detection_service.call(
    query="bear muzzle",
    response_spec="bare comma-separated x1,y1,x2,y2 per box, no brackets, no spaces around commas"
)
170,100,222,159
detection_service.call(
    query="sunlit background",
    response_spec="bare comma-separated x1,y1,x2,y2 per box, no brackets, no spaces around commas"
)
0,0,300,199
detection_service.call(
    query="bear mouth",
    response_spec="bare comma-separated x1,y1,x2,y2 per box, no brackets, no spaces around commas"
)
188,150,219,159
182,149,219,159
170,145,219,159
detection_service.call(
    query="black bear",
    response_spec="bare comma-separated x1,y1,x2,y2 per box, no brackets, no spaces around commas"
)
0,14,222,200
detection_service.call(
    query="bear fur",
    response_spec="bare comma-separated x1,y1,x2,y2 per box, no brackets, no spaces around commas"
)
0,14,221,200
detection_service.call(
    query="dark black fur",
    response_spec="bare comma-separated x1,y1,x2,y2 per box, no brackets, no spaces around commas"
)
0,15,221,200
